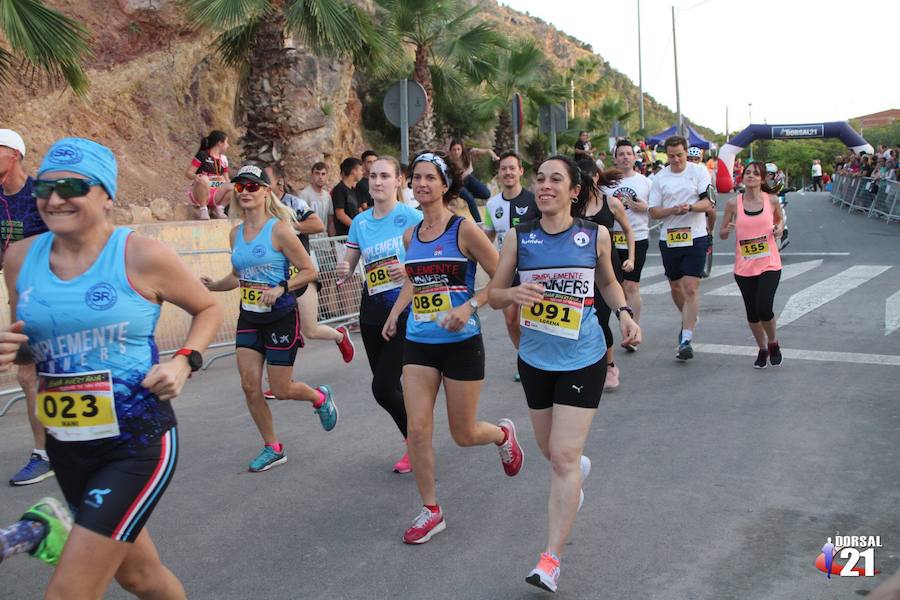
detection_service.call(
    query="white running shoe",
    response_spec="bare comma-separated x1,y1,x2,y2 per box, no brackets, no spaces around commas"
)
578,455,591,511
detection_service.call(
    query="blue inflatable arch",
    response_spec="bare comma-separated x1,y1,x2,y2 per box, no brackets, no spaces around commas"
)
716,122,873,192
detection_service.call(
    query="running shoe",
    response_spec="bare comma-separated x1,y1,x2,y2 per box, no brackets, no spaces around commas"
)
753,349,769,369
393,450,412,474
9,453,54,486
402,506,445,544
676,340,694,361
497,418,524,476
621,341,638,353
335,326,355,363
603,364,620,390
768,342,783,366
526,552,561,593
263,389,277,400
578,455,591,512
211,204,227,219
20,497,72,566
513,370,521,382
314,385,339,431
249,445,287,472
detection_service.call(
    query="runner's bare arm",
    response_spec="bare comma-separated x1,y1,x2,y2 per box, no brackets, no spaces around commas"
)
272,221,317,292
458,219,499,306
201,226,240,290
294,214,325,235
594,228,641,345
0,239,34,369
719,198,737,240
608,195,636,269
487,229,542,310
771,195,785,237
337,247,361,281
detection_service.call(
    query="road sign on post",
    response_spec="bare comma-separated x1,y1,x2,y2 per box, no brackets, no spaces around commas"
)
511,93,523,155
383,79,427,165
608,120,628,152
539,103,567,156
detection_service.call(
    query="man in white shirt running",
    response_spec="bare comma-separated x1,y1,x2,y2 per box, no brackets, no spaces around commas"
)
648,135,714,360
482,151,539,381
601,139,651,351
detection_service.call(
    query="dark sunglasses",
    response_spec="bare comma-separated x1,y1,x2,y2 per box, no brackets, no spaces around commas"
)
234,181,266,193
32,177,102,200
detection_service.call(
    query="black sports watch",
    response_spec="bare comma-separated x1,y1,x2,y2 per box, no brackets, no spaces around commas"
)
279,279,290,295
174,348,203,372
615,306,635,320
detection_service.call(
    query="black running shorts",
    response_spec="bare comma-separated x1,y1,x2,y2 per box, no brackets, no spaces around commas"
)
659,235,709,281
236,309,303,367
517,357,607,410
617,238,649,283
403,335,485,381
47,428,178,543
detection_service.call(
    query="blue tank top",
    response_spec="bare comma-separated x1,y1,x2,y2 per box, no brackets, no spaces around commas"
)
231,218,296,321
516,218,606,371
17,228,173,452
404,216,479,343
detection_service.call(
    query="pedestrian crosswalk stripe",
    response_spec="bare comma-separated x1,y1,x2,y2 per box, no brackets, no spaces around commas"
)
886,290,900,336
692,343,900,366
778,265,892,327
641,265,732,295
705,260,823,296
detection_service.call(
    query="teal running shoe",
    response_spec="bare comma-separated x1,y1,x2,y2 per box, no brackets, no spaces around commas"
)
314,385,338,431
20,497,72,566
248,446,287,472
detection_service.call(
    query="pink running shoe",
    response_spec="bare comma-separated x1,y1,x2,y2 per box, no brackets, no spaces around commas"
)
402,506,445,544
263,389,277,400
603,364,620,390
393,450,412,474
526,552,561,592
335,326,355,363
497,418,524,477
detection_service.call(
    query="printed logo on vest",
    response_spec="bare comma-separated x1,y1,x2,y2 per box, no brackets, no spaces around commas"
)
85,283,118,311
515,206,528,216
573,232,590,247
494,207,504,219
394,214,408,227
252,244,266,258
433,245,444,256
48,144,84,165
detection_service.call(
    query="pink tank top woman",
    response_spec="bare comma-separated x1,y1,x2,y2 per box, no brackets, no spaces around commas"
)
733,193,782,277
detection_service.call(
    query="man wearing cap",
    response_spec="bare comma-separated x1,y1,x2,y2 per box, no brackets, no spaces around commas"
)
0,129,53,487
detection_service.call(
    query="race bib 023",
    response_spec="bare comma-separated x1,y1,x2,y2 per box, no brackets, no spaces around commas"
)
666,227,692,248
365,256,401,296
37,370,119,442
240,280,272,313
739,235,770,259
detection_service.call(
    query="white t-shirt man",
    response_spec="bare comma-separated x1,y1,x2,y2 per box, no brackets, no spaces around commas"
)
811,162,823,177
648,162,711,240
601,173,652,241
298,186,332,239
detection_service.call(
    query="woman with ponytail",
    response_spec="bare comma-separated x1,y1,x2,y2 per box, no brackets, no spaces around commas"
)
184,130,232,219
488,155,640,593
201,164,340,473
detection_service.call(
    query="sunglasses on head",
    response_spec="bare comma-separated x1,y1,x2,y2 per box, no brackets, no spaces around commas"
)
233,181,265,193
32,177,102,200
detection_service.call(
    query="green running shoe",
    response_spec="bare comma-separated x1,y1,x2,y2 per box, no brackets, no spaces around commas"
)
314,385,339,431
249,446,287,472
20,497,72,566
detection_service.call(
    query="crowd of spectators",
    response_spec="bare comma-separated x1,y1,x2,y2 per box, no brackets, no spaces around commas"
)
834,144,899,183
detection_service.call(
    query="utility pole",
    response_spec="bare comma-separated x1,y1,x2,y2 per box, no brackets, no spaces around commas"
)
748,103,753,160
672,6,682,136
638,0,644,131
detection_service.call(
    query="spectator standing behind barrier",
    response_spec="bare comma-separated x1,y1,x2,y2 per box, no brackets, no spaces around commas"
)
811,159,823,191
185,130,232,220
355,150,377,210
0,130,54,488
595,151,608,171
574,131,593,160
332,157,364,236
448,139,494,223
298,162,334,238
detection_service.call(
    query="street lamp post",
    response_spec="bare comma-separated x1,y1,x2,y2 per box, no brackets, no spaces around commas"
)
748,103,753,160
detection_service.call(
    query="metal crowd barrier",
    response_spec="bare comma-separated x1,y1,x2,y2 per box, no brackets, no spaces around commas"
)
0,236,363,416
830,175,900,223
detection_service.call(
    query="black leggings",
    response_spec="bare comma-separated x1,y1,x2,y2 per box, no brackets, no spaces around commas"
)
734,270,781,323
596,236,625,349
360,320,408,438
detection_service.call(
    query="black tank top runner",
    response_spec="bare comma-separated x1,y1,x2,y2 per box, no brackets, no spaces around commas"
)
585,193,624,284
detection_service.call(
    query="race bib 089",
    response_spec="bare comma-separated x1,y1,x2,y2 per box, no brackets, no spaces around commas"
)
38,370,119,442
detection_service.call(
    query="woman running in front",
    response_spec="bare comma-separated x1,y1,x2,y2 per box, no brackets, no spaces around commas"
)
719,160,784,368
382,152,524,545
489,155,641,593
336,156,423,473
4,137,222,599
201,164,338,472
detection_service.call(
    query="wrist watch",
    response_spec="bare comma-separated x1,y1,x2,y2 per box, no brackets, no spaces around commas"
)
615,306,634,320
174,348,203,372
279,279,290,295
468,298,479,312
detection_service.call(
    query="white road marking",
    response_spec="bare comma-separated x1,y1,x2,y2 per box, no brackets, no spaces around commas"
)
706,260,823,296
647,252,850,257
778,265,892,327
639,266,666,280
886,290,900,336
641,265,732,295
692,343,900,367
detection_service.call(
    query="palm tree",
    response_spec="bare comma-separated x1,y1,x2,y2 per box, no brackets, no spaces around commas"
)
0,0,91,94
185,0,386,167
472,41,567,154
376,0,504,154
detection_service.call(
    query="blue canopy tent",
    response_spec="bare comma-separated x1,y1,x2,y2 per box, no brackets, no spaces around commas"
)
647,124,714,150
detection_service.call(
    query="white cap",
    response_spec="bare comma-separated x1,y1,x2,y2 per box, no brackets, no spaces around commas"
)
0,129,25,157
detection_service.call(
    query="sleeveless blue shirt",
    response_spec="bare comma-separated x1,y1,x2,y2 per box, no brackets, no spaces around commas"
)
404,216,480,343
516,218,606,371
231,217,296,320
17,228,173,451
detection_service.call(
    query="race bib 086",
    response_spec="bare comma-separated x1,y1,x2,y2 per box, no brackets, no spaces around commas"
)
412,283,451,322
38,370,119,442
365,256,401,296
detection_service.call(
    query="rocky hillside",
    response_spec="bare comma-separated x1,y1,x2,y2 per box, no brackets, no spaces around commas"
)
2,0,713,223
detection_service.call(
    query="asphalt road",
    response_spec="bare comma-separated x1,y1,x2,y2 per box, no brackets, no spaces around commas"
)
1,192,899,599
